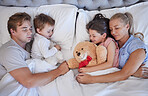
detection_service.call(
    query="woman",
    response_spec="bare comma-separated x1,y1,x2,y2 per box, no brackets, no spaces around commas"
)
76,12,148,83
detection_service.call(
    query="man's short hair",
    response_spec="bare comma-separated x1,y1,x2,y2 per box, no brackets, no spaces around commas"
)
7,12,31,35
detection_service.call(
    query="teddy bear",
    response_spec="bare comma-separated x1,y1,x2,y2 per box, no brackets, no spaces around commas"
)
44,40,64,66
67,41,107,69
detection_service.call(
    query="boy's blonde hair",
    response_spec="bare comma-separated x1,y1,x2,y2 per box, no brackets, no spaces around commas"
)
33,13,55,33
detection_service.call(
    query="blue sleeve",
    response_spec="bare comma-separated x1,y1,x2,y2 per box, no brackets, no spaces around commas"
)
128,39,147,54
128,38,148,63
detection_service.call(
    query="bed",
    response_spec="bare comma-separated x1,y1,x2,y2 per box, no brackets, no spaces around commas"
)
0,0,148,96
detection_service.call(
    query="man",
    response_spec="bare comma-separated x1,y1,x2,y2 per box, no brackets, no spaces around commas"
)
0,12,69,88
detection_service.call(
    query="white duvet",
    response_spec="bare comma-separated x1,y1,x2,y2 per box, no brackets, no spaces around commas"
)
0,59,148,96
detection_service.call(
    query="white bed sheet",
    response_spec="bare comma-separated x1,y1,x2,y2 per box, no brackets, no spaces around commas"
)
1,59,148,96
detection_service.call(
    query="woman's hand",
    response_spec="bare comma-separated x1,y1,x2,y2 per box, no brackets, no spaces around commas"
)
76,73,93,84
133,64,148,78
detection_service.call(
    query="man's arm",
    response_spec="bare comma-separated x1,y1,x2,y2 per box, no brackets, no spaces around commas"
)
10,61,69,88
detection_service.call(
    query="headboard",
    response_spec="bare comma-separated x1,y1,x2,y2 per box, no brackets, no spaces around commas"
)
0,0,148,50
0,0,148,10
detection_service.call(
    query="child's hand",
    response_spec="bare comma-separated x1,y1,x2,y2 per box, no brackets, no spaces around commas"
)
54,44,61,51
78,67,94,73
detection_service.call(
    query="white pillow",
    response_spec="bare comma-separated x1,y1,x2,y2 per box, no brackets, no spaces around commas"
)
0,6,37,45
75,7,125,45
76,2,148,45
126,2,148,45
36,4,78,50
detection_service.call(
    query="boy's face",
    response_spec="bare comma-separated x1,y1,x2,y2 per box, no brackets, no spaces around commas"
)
11,20,32,45
38,24,54,39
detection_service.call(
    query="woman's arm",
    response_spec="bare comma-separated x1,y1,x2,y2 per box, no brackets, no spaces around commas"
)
79,41,116,73
77,49,146,83
133,64,148,78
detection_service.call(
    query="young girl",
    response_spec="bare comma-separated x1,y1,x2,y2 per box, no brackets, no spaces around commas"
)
79,13,119,73
77,12,148,83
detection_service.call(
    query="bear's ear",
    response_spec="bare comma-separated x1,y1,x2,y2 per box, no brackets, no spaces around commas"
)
67,58,79,69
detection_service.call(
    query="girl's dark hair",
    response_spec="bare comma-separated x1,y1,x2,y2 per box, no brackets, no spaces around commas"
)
86,13,112,38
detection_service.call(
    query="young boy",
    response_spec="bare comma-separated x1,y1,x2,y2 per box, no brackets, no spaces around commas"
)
31,13,64,67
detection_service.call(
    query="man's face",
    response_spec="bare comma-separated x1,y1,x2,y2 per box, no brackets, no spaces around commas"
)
12,20,32,46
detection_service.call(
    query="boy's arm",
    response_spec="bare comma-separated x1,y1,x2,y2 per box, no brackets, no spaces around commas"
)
39,39,58,58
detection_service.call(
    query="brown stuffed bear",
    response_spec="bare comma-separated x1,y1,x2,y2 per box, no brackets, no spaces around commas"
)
67,41,107,69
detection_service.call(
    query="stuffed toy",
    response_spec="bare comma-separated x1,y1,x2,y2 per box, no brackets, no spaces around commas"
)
45,40,64,66
45,51,64,66
67,41,107,69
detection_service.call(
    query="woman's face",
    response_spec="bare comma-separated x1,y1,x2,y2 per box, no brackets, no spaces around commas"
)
88,29,105,44
109,18,129,41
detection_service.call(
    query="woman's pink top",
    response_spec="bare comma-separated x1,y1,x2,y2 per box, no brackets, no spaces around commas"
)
99,37,119,67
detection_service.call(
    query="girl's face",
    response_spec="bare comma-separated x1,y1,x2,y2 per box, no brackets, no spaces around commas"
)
88,29,106,44
109,18,129,41
37,23,54,39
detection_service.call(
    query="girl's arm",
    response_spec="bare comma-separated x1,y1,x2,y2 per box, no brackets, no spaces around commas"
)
79,40,116,73
77,49,146,83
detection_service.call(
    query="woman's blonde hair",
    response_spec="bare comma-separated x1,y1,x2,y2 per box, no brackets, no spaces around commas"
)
110,12,144,40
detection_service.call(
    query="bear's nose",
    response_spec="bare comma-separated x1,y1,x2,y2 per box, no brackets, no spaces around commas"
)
77,52,80,56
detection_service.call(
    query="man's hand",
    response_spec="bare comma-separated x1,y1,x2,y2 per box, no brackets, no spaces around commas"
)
58,61,69,75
